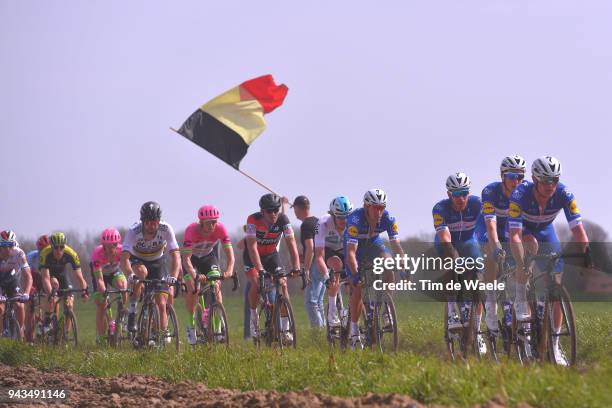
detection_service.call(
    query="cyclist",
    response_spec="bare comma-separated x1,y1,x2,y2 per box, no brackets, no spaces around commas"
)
345,189,405,349
245,193,301,342
291,195,325,328
39,232,89,331
121,201,181,343
433,174,486,353
91,228,127,345
182,205,235,345
0,230,31,339
507,156,589,366
315,196,353,327
476,155,527,333
24,235,49,342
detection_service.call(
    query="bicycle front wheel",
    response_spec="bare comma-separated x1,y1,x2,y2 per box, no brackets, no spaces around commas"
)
546,285,576,366
61,309,78,348
207,303,229,346
166,304,180,353
375,293,398,353
274,297,296,349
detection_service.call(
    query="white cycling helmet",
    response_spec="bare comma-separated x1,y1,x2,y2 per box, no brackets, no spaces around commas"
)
446,172,471,192
329,196,353,217
363,189,387,206
0,230,18,247
500,155,526,174
532,156,562,180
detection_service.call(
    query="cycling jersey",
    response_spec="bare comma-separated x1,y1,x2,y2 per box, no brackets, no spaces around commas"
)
182,222,231,258
344,208,399,247
0,247,29,274
315,214,344,258
91,244,122,276
507,181,582,232
432,195,481,243
39,245,80,273
122,221,179,261
26,250,40,270
26,249,43,294
476,181,527,243
244,212,293,258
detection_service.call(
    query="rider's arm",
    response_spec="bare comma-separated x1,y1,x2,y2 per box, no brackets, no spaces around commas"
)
346,242,358,275
169,250,181,279
222,244,235,278
509,227,525,271
485,218,501,255
436,229,458,259
315,247,328,278
21,266,33,295
181,251,197,280
284,234,301,271
571,223,589,251
120,251,134,277
562,190,589,252
246,236,264,272
386,216,405,257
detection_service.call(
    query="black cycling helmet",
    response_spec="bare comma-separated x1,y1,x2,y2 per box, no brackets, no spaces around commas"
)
140,201,162,221
259,193,282,210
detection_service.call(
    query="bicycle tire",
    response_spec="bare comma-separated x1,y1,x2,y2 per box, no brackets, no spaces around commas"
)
375,293,398,353
112,303,127,348
207,303,229,346
195,302,207,345
546,285,576,366
61,309,78,348
274,297,296,349
145,303,161,348
166,304,180,352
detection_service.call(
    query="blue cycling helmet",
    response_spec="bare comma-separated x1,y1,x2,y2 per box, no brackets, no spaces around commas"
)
329,196,353,217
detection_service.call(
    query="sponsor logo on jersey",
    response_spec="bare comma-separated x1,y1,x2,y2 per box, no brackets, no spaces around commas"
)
483,202,495,214
509,202,521,218
391,223,399,233
433,214,444,226
348,225,359,237
569,199,580,215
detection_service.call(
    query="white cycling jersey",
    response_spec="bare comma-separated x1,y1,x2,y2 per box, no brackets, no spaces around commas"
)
314,214,344,252
122,221,179,262
0,247,29,274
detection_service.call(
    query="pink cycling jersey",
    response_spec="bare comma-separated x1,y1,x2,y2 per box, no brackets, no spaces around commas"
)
91,244,122,276
183,222,231,258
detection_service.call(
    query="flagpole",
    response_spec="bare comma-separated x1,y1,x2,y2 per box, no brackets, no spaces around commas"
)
169,127,282,196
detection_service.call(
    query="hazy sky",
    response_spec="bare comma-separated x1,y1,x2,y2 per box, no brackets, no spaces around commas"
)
2,1,611,241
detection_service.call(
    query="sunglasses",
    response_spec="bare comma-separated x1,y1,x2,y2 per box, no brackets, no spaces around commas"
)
200,220,218,226
504,172,525,181
53,245,65,250
538,176,559,185
450,190,469,197
264,208,280,214
334,215,347,220
103,243,119,248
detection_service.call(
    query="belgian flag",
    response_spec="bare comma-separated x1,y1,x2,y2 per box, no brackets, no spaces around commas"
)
177,75,288,169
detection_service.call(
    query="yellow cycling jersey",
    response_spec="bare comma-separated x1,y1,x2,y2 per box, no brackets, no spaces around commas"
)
39,245,81,274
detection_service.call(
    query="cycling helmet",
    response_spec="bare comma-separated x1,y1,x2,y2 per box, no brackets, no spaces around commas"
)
198,205,220,221
500,155,526,174
0,230,17,247
532,156,562,180
140,201,162,221
49,232,67,248
36,235,50,251
101,228,121,245
259,193,282,210
363,189,387,206
329,196,353,217
446,172,471,192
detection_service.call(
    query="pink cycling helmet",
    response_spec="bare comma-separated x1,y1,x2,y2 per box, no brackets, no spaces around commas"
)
198,205,220,221
101,228,121,245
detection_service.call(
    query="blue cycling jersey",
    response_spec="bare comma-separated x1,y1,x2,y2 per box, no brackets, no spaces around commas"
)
507,181,582,233
476,181,527,243
432,195,481,243
26,250,40,270
344,207,399,247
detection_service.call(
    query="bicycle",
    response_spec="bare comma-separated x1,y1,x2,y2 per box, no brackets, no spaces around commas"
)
324,268,350,347
253,267,305,349
103,288,130,347
342,260,399,353
44,287,85,347
512,250,590,366
192,272,239,346
0,295,25,340
28,292,46,344
131,277,180,352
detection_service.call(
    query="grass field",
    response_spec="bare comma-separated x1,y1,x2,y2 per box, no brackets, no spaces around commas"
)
1,293,611,407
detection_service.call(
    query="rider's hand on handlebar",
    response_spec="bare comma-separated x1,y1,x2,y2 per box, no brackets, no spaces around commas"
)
165,276,178,284
81,287,90,301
